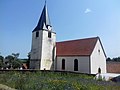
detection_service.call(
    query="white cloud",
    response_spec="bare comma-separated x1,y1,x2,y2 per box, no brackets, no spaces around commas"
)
84,8,91,13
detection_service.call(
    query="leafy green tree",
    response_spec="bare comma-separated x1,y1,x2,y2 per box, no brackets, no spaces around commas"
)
12,60,22,69
12,53,19,60
11,53,22,69
107,57,120,62
113,57,120,62
0,55,4,62
0,55,4,68
5,55,14,68
5,53,22,69
0,61,4,68
106,57,111,61
5,55,14,62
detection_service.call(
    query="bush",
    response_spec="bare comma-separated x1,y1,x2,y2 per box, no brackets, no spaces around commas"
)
0,71,120,90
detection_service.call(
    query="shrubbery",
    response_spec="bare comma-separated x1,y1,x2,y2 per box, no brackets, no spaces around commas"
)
0,71,120,90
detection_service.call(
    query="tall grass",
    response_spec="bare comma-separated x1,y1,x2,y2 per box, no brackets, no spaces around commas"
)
0,71,120,90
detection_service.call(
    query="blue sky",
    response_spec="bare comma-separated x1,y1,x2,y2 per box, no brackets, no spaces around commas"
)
0,0,120,58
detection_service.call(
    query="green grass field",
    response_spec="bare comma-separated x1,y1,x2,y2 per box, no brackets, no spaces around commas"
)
0,71,120,90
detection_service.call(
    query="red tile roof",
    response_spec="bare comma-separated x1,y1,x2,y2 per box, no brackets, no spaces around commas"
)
56,37,98,56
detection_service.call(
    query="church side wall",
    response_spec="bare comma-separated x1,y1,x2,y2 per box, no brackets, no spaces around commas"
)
90,40,106,74
56,56,90,74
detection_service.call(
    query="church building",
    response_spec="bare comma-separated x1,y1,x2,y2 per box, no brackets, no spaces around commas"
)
30,3,106,74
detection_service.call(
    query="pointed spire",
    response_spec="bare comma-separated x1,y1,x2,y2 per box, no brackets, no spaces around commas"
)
33,1,51,32
45,0,46,5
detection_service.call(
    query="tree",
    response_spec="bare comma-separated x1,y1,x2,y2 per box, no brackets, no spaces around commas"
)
0,55,4,69
0,55,4,62
11,53,22,69
106,57,111,61
5,55,14,69
12,60,22,69
12,53,19,60
107,57,120,62
5,53,22,69
5,55,14,62
112,57,120,62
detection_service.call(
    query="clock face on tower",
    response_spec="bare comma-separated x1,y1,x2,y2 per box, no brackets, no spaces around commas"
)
48,26,52,31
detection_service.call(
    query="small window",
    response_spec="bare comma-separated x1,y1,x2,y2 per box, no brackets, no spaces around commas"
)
98,49,100,53
36,31,39,37
48,31,51,38
62,59,65,70
98,49,100,55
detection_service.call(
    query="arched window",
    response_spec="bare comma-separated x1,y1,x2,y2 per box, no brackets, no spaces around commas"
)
62,59,65,70
74,59,78,71
98,67,101,74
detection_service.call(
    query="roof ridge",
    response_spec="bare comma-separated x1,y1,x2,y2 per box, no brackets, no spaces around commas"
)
57,36,99,43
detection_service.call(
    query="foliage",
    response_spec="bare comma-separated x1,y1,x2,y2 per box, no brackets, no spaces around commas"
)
12,60,22,69
0,61,4,68
5,55,14,62
0,55,4,62
97,74,103,81
0,84,16,90
0,71,120,90
0,55,4,68
12,53,19,60
4,53,22,69
112,57,120,62
107,57,120,62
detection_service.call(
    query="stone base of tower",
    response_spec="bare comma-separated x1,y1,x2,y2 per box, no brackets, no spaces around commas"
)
29,59,54,70
40,59,54,70
29,59,41,69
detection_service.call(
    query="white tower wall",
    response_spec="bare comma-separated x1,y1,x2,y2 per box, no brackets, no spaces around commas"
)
40,30,56,70
30,30,56,70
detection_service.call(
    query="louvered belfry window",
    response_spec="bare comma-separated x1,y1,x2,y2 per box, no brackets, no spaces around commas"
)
48,31,51,38
36,31,39,37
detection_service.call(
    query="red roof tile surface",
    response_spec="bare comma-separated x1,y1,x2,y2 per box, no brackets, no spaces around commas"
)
56,37,98,56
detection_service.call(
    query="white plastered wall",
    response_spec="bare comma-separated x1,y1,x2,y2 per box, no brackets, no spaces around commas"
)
31,30,43,59
30,30,56,70
30,30,43,69
56,56,90,74
90,39,106,74
40,30,56,70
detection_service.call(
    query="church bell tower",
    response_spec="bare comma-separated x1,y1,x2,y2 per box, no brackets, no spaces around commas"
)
30,2,56,70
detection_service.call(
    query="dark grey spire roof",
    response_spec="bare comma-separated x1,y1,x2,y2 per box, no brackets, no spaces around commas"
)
33,3,51,32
